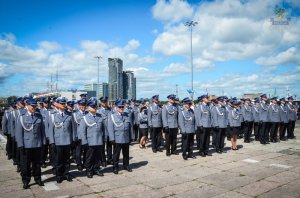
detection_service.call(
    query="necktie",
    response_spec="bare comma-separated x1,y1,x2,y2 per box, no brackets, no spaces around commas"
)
61,113,64,118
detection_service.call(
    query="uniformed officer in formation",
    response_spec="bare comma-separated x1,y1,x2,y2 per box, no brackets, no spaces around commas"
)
15,99,45,189
252,98,260,141
268,97,280,143
228,100,242,150
286,96,297,139
259,94,269,144
97,96,112,167
241,98,254,143
79,97,104,178
279,97,288,141
162,94,179,156
49,97,74,183
108,100,134,174
148,95,163,153
72,99,87,171
211,97,228,153
195,94,212,157
178,97,196,160
2,102,15,160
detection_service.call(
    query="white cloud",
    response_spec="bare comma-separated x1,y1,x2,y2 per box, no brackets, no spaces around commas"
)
152,0,193,23
255,47,300,66
38,41,62,52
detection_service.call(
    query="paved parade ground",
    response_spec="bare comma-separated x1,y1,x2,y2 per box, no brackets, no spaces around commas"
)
1,122,300,198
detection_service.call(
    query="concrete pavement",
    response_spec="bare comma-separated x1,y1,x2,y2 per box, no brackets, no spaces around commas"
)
0,122,300,198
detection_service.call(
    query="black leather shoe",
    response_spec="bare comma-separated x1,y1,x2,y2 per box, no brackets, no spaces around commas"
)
65,175,72,182
200,152,206,157
77,165,83,171
158,149,163,152
152,149,157,153
204,152,212,156
188,155,196,159
13,161,17,165
182,155,188,160
36,180,44,186
87,172,93,178
166,153,171,157
56,177,63,183
23,183,29,189
107,160,113,165
123,166,132,172
113,169,118,174
171,152,179,155
95,169,104,176
17,167,21,172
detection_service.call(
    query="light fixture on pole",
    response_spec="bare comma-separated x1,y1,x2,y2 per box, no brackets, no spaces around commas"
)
184,20,198,99
94,56,102,98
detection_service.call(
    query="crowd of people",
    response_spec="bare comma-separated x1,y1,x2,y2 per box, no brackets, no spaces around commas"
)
1,93,298,189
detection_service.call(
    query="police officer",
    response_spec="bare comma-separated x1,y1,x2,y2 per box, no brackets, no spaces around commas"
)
252,98,260,141
268,97,280,143
49,97,73,183
259,94,269,144
2,102,14,160
228,100,241,150
97,96,112,166
286,96,297,139
162,94,179,156
138,106,148,148
79,98,104,178
15,99,45,189
241,98,254,143
178,98,195,160
40,98,51,168
279,98,288,141
195,95,212,157
132,99,140,142
72,99,87,171
108,100,134,174
212,97,227,153
148,95,163,153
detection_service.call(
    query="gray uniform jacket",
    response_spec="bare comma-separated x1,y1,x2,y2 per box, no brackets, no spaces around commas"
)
286,102,297,121
97,106,111,139
148,103,162,128
40,108,50,138
10,108,26,137
162,103,178,128
241,104,254,122
79,113,104,146
212,105,228,128
49,110,74,145
138,112,148,129
15,111,45,148
108,111,134,144
268,104,280,123
2,109,11,134
252,105,260,122
279,104,288,123
133,105,140,125
73,110,87,141
178,107,196,134
197,103,212,128
259,102,269,122
224,105,232,126
228,108,241,127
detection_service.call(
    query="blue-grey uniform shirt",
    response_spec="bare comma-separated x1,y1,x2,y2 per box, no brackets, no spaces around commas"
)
286,102,297,121
2,109,11,134
148,103,162,128
108,111,134,144
259,101,269,122
97,106,111,140
197,102,212,128
79,113,104,146
40,108,50,138
73,110,87,141
252,105,260,122
178,107,196,134
228,108,241,127
162,103,178,128
279,104,288,123
132,105,140,126
212,104,228,128
241,104,254,122
268,104,280,123
138,112,148,129
49,110,74,145
15,111,45,148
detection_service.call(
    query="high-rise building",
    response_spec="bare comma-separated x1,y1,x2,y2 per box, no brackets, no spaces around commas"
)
123,71,136,100
108,58,123,100
84,83,108,98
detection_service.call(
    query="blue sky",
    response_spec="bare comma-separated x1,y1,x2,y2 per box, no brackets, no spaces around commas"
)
0,0,300,99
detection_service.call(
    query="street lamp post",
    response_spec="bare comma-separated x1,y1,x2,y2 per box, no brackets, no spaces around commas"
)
94,56,102,98
184,21,198,99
